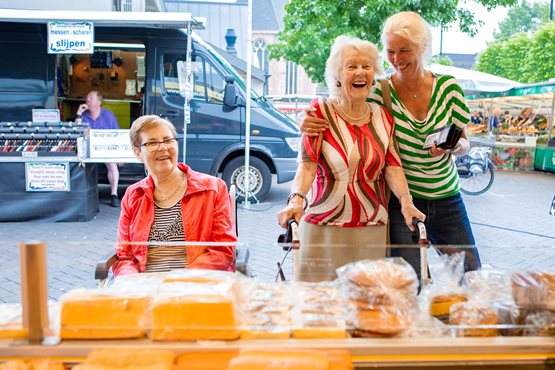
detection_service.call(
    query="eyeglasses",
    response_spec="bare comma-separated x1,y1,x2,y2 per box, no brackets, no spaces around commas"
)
140,138,178,152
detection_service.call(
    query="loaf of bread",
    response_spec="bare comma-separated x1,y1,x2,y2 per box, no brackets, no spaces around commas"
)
449,301,499,337
339,259,418,300
511,272,555,310
350,307,408,336
291,282,346,339
238,281,291,339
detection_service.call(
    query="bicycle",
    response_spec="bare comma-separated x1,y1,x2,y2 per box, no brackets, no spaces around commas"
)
455,146,495,195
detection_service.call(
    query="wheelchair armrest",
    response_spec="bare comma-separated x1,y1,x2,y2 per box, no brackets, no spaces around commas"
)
94,251,119,280
235,247,249,275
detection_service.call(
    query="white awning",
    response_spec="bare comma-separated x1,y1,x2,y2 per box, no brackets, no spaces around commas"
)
0,8,205,29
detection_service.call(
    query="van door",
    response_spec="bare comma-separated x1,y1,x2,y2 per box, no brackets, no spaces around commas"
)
155,48,243,175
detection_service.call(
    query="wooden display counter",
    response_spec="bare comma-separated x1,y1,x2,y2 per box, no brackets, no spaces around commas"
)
1,337,554,368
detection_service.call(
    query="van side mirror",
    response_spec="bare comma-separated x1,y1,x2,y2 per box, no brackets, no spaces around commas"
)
223,75,240,109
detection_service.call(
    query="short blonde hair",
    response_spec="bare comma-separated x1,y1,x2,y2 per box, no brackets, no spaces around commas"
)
325,35,383,98
129,115,177,148
381,11,432,66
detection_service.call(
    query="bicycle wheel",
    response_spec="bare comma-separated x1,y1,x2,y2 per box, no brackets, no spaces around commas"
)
459,166,494,195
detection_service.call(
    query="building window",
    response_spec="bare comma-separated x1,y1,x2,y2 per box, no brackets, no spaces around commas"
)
285,61,297,95
253,39,268,73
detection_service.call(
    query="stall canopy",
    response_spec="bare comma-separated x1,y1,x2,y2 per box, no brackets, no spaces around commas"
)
466,81,555,136
429,63,522,96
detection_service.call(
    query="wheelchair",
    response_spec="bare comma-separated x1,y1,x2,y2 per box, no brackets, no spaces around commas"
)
94,185,249,286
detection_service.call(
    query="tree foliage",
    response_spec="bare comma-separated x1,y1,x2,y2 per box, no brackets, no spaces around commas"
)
431,55,455,66
268,0,517,83
476,22,555,83
493,0,550,40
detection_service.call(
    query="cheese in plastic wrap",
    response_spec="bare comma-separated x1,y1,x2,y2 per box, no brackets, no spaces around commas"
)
150,281,239,341
59,288,149,339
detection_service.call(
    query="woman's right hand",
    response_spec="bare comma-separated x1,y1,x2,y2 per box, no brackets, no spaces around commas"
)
277,204,303,229
298,108,328,137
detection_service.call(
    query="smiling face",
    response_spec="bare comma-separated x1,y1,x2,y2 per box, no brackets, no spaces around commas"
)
134,123,179,178
385,33,422,77
337,47,374,102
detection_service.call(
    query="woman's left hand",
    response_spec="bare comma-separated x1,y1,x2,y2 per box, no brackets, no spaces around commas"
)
428,143,449,157
400,202,426,232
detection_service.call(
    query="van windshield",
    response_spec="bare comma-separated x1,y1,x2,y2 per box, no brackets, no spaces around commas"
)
190,32,260,101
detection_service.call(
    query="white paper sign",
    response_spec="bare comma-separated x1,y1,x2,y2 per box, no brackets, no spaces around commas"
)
88,129,135,159
32,109,60,123
48,22,94,54
26,162,70,192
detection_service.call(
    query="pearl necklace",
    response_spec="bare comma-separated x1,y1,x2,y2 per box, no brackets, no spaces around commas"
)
154,172,186,202
336,101,370,122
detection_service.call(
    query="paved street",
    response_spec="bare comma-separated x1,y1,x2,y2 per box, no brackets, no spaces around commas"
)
0,170,554,303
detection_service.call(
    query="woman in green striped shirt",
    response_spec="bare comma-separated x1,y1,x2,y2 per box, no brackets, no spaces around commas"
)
301,12,481,280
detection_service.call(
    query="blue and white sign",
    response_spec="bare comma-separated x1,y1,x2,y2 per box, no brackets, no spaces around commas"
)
47,22,94,54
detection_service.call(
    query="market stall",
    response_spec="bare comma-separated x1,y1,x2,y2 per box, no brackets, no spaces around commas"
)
1,241,554,369
466,81,555,173
0,9,205,221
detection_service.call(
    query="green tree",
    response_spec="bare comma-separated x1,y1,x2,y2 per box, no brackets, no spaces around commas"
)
268,0,517,83
431,55,455,66
494,0,549,40
476,22,555,83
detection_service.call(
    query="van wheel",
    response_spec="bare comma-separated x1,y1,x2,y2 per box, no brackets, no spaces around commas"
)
223,157,271,202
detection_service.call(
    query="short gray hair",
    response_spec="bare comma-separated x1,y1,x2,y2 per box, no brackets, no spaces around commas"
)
130,115,177,148
381,11,432,66
325,35,383,98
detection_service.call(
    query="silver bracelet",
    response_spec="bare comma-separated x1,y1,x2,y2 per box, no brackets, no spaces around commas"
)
287,192,308,211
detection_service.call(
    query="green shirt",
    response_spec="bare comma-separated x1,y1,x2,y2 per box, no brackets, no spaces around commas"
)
369,75,470,200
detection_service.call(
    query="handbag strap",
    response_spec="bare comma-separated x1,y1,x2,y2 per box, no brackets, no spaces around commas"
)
380,78,393,116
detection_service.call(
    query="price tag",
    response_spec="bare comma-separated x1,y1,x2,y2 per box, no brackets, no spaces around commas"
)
22,152,38,158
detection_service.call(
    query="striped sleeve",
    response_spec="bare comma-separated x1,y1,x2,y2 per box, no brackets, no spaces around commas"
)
299,97,325,163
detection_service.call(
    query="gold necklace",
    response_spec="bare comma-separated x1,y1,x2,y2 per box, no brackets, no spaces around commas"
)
336,101,370,122
154,172,186,202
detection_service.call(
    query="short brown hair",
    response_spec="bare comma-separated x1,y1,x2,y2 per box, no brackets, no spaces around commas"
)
129,115,177,148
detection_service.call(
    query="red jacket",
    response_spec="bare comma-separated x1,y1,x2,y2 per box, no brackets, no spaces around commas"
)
113,163,236,276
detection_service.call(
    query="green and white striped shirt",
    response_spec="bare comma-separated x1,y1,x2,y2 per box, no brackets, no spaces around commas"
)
369,74,470,200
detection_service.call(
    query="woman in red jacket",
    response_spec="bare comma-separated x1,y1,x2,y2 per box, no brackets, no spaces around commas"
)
113,115,236,276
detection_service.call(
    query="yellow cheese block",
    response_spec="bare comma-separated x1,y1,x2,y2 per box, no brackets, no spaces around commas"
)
0,359,65,370
231,349,329,370
175,351,238,370
150,281,239,341
60,290,148,339
239,328,290,339
430,294,468,317
76,349,175,370
292,327,346,339
151,300,238,341
0,327,28,339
